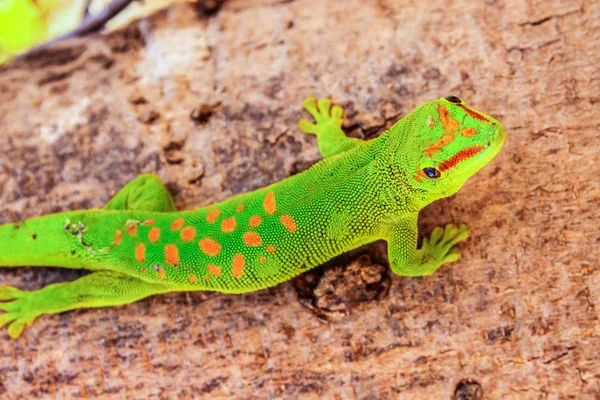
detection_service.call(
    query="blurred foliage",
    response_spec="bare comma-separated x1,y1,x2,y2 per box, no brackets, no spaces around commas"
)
0,0,184,65
0,0,84,63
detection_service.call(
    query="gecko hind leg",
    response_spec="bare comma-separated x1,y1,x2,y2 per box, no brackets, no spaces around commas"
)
298,97,361,158
105,174,177,212
0,271,171,338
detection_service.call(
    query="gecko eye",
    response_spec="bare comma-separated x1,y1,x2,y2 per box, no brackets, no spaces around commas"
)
445,96,462,104
422,167,441,179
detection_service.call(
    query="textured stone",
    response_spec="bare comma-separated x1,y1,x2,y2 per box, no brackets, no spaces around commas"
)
0,0,598,398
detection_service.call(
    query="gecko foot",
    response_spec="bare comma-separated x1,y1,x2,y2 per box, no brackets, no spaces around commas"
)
420,224,470,268
298,97,344,135
0,286,36,338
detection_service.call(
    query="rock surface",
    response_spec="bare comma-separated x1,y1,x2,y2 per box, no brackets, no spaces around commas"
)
0,0,598,398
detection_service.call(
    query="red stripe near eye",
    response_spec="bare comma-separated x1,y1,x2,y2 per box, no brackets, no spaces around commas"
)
438,145,484,172
457,104,490,122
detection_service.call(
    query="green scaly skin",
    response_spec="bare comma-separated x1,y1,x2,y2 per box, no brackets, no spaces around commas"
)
0,96,505,338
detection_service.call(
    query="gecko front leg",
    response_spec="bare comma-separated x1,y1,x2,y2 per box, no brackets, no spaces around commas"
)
298,97,361,157
386,215,471,276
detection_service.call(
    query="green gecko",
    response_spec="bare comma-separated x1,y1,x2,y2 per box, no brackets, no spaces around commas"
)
0,96,505,338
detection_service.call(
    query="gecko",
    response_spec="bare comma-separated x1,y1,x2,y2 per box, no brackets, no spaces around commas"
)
0,96,505,338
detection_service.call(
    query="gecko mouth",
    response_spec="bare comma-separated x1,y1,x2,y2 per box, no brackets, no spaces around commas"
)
493,122,506,146
489,122,506,155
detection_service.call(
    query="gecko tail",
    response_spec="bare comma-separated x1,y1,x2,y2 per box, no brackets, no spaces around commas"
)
0,211,95,269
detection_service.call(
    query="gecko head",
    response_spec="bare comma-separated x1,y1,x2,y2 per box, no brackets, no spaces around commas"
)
390,96,505,201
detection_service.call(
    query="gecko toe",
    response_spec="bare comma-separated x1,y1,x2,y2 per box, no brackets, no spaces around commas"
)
317,98,331,115
299,119,318,134
302,97,320,119
442,247,462,263
331,105,343,120
0,286,23,301
429,227,444,246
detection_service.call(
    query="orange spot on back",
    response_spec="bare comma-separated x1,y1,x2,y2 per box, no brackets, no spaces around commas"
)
266,245,276,253
157,268,166,280
113,230,122,246
188,274,197,284
425,133,455,156
221,217,236,233
207,264,222,276
438,104,459,134
127,224,137,237
142,219,155,226
206,209,221,223
259,256,267,263
148,227,161,243
135,243,145,263
181,226,196,241
199,238,221,256
232,254,245,279
461,127,477,137
263,191,276,215
165,244,179,265
249,215,262,227
236,204,245,212
171,218,184,231
280,214,297,233
243,232,262,246
439,145,485,172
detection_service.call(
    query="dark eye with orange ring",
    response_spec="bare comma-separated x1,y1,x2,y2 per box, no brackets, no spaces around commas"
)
423,167,441,179
445,96,461,104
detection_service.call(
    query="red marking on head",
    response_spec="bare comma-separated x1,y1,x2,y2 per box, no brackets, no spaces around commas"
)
461,127,477,137
181,226,196,242
127,224,137,237
413,174,422,183
188,274,197,284
232,254,245,279
438,105,459,134
243,232,262,246
266,245,276,253
206,209,220,223
113,230,122,246
236,204,245,212
171,218,184,231
207,264,222,276
142,219,155,226
263,191,277,215
457,103,489,122
438,145,485,172
280,214,297,233
221,217,236,233
148,227,161,243
199,238,221,256
425,134,454,156
135,243,145,263
165,244,179,265
249,215,262,228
